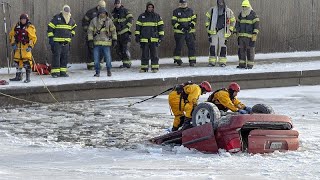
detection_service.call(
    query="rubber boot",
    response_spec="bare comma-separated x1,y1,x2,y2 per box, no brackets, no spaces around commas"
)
24,69,31,83
10,72,22,81
107,69,112,77
181,118,193,130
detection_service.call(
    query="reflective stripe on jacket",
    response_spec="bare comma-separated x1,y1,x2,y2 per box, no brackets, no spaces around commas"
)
135,11,164,43
112,6,133,35
87,17,117,46
171,7,196,34
47,13,77,42
206,6,236,38
82,7,99,32
235,10,260,38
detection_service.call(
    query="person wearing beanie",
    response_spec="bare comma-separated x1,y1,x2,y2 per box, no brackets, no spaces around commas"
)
171,0,197,67
47,5,77,78
9,13,37,83
112,0,133,68
87,8,117,77
206,0,236,67
82,0,107,70
235,0,260,69
135,2,164,73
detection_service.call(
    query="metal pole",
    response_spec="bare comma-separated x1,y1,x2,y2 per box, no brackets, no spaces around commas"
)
2,2,10,74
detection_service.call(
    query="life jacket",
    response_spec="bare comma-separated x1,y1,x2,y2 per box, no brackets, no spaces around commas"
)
14,23,30,45
32,63,51,75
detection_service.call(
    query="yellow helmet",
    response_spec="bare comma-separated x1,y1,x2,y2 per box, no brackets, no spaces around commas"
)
241,0,251,7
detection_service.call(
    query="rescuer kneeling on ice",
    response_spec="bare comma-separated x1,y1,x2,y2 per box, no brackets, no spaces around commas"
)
207,82,252,114
169,81,212,132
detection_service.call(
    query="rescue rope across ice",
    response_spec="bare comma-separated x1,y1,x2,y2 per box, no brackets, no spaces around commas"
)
31,54,59,103
0,91,43,104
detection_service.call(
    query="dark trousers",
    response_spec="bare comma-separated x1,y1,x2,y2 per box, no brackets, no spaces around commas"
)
116,33,131,64
52,42,69,74
174,33,196,63
238,37,255,68
86,38,94,63
141,42,159,70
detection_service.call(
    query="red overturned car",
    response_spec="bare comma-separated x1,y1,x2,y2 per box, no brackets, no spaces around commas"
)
149,103,299,154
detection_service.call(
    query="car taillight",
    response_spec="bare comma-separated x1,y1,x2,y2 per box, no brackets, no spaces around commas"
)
226,138,241,153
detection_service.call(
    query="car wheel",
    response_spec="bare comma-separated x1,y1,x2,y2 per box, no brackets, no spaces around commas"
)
192,102,221,127
252,104,275,114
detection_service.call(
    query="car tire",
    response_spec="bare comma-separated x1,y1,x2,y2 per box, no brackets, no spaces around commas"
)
252,104,275,114
192,102,221,127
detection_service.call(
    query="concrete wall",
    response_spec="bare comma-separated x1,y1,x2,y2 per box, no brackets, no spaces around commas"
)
1,69,320,107
0,0,319,66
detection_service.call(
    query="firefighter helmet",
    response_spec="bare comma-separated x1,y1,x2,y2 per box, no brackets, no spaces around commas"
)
228,82,240,92
200,81,212,92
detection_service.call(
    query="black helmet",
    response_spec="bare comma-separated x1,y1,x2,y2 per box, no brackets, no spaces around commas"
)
180,0,187,3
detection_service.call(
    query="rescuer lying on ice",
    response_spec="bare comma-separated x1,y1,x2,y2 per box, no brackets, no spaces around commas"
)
169,81,212,132
9,14,37,83
207,82,252,114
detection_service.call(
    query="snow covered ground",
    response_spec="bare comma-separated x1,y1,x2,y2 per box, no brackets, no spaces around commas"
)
0,85,319,179
1,51,320,89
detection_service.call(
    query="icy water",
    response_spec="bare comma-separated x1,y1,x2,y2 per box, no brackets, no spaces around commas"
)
0,86,320,180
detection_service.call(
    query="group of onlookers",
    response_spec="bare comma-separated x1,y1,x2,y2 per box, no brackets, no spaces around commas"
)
8,0,259,82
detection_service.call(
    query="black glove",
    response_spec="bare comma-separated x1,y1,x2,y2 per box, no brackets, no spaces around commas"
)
189,22,195,28
26,46,32,52
209,36,212,43
156,40,161,47
88,40,94,49
49,38,54,52
135,36,140,43
177,24,182,30
112,40,117,48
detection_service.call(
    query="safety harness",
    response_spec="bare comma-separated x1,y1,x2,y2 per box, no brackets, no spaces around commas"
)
173,81,194,111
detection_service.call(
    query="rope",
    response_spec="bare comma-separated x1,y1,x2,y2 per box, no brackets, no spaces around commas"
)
31,55,59,103
0,48,59,104
0,91,43,104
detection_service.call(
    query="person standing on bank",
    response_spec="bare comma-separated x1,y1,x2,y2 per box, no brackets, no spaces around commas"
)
88,8,117,77
135,2,164,73
235,0,260,69
9,14,37,83
206,0,236,67
82,0,107,70
172,0,197,67
48,5,77,78
112,0,134,69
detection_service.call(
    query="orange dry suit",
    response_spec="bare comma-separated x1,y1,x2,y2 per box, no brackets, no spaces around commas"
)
169,84,201,129
9,22,37,68
208,88,245,112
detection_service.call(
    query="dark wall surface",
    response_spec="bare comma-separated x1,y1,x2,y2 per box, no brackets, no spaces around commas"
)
0,0,318,66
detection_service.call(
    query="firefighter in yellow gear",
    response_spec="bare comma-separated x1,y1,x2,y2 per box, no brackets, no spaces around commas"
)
9,14,37,83
169,81,212,131
207,82,252,114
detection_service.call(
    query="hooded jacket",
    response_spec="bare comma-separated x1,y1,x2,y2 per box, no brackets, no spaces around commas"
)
135,2,164,43
206,0,236,38
87,12,117,46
